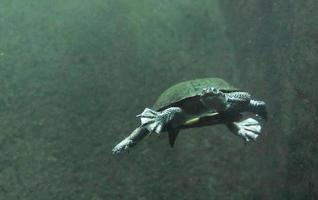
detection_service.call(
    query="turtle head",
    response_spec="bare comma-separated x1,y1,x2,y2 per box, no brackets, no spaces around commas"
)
201,87,223,97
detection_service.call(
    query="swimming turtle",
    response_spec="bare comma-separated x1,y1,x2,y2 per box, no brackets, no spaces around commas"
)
112,78,267,154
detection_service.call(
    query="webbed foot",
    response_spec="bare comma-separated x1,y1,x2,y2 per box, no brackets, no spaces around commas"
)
227,118,262,142
137,107,182,134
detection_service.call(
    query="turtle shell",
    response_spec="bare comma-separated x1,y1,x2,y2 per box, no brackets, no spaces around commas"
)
152,78,240,111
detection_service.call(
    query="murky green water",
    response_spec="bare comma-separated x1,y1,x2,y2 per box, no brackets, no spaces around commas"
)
0,1,317,199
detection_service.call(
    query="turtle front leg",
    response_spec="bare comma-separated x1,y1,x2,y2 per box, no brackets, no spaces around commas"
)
137,107,183,134
249,100,267,120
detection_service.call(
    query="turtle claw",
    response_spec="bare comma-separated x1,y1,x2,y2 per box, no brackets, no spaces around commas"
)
228,118,262,142
137,107,182,134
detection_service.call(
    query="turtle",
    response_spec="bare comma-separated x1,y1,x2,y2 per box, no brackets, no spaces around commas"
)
112,77,267,154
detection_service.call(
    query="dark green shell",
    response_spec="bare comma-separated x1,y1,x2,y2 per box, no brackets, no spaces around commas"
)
152,78,240,111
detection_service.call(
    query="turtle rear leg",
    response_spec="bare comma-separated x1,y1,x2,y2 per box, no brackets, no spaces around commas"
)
226,118,262,142
112,127,149,154
137,107,183,134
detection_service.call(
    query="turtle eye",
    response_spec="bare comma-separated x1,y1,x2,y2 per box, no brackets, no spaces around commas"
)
212,88,219,94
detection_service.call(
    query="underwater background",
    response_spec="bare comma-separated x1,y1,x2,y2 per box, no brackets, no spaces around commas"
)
0,0,317,199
